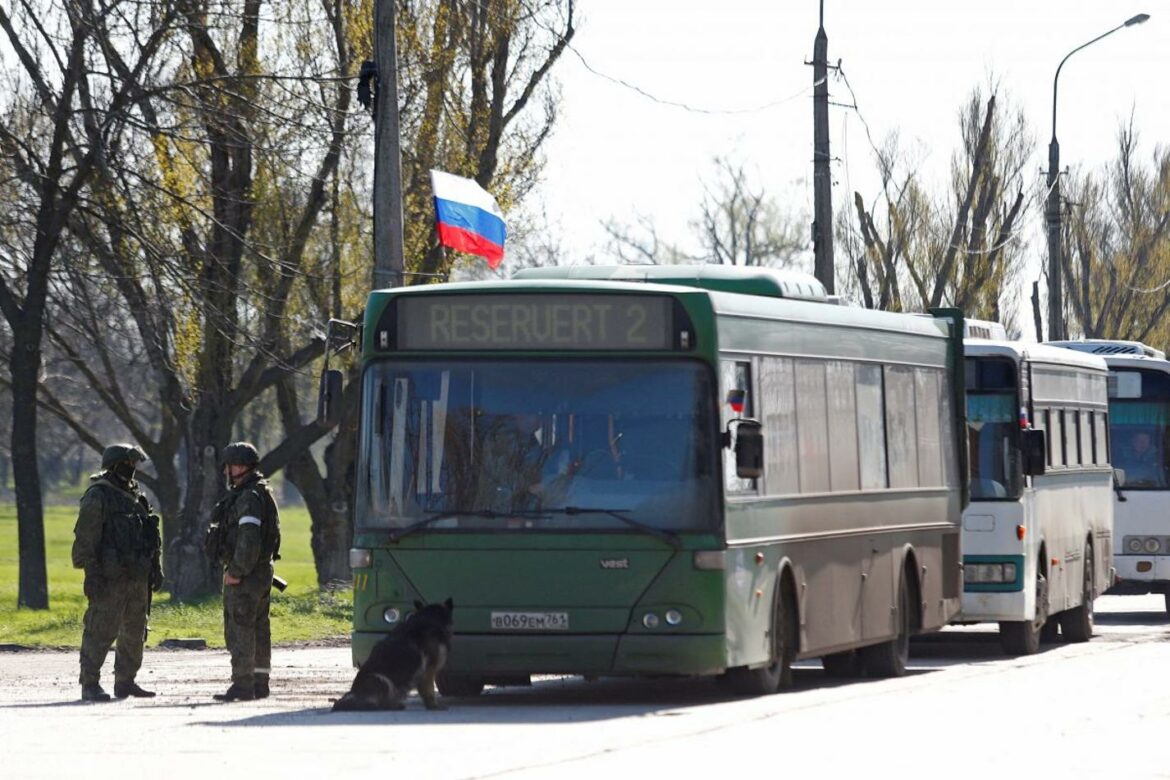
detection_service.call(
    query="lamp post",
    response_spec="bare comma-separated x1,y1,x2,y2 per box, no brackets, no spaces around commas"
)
1046,13,1150,342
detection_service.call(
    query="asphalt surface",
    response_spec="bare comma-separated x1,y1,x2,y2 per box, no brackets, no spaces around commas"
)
1,594,1168,779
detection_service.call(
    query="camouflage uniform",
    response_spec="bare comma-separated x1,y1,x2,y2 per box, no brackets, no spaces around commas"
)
72,449,162,696
208,469,280,696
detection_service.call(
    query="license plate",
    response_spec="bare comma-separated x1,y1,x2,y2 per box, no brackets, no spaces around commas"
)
490,611,569,631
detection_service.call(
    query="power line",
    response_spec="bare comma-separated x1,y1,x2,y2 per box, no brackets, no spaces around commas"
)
567,43,817,116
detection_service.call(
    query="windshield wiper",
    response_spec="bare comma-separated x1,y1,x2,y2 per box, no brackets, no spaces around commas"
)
389,508,548,542
542,506,682,549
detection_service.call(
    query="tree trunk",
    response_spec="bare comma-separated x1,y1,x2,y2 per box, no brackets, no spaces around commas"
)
168,406,231,602
12,342,48,609
276,372,354,586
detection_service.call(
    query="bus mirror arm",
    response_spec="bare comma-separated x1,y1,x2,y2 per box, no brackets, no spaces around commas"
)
316,318,360,428
1113,468,1128,502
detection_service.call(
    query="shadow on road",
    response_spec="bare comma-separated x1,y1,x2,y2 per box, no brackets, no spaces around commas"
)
1095,611,1170,627
196,665,943,727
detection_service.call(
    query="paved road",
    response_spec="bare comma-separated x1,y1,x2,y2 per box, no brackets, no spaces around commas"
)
2,594,1168,779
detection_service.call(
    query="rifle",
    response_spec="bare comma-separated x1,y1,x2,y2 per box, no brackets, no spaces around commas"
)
144,578,152,642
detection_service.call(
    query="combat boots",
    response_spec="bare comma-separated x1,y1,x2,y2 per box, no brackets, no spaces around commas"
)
254,674,269,699
114,681,156,698
213,682,255,702
81,683,112,702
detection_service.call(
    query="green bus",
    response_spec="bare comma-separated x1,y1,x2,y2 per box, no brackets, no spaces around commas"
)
329,265,967,695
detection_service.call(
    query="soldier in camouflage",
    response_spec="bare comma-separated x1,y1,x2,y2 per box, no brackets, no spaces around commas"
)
206,442,281,702
72,444,164,702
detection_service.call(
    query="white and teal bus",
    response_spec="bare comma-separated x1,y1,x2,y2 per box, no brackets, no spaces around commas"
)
961,332,1114,654
1050,340,1170,615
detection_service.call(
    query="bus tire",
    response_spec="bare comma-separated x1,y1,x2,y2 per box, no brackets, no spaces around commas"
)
436,672,485,698
1000,568,1048,655
859,574,911,678
1060,543,1095,643
821,650,864,678
727,578,796,696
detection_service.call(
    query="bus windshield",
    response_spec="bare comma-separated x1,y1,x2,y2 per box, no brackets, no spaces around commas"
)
1110,368,1170,489
966,357,1021,500
354,359,719,532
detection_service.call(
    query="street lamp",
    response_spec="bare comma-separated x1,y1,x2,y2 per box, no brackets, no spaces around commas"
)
1046,13,1150,342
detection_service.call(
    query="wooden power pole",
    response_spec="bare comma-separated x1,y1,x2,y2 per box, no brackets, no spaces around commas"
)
811,0,834,294
372,0,406,289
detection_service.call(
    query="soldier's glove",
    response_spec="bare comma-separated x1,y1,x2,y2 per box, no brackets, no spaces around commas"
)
149,561,164,592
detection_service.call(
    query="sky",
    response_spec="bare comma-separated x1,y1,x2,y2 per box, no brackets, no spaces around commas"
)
530,0,1169,334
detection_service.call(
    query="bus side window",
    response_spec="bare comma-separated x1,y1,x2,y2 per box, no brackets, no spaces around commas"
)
856,364,888,490
760,358,799,495
1050,410,1063,468
1095,412,1109,465
884,365,919,489
1080,410,1093,468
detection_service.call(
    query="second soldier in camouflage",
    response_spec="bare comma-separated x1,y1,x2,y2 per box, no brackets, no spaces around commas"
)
206,442,281,702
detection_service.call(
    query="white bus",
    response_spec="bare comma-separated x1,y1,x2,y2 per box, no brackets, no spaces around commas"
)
1049,340,1170,615
961,335,1114,654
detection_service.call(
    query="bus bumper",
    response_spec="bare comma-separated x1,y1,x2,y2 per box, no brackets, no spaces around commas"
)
1109,555,1170,590
351,631,727,676
958,590,1027,623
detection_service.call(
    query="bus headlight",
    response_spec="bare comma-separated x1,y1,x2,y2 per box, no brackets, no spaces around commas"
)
1145,537,1162,554
642,613,660,628
665,609,683,626
692,551,725,570
350,548,372,568
1127,537,1144,554
383,607,401,625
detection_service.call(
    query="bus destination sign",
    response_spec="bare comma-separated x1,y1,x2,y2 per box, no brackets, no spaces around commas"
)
397,294,674,351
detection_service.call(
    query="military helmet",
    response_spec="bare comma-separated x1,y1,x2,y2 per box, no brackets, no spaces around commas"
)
221,441,260,467
102,443,147,469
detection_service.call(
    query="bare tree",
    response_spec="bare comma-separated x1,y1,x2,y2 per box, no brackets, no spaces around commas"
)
605,157,807,268
1063,122,1170,342
0,0,179,608
839,87,1031,324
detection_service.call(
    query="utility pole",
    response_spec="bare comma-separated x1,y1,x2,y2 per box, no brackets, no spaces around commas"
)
372,0,406,289
811,0,834,294
1045,137,1062,341
1045,14,1151,341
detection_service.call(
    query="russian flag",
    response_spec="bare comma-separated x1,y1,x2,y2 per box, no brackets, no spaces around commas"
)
430,170,507,269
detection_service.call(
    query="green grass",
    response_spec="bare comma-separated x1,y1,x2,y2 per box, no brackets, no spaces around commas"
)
0,503,352,648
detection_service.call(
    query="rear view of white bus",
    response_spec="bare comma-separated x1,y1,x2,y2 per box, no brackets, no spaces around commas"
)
962,329,1114,655
1050,340,1170,615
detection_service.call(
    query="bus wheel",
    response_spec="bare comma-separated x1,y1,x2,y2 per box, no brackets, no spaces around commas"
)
436,672,485,698
727,583,796,695
1060,544,1095,643
860,575,911,678
821,650,864,678
1000,569,1048,655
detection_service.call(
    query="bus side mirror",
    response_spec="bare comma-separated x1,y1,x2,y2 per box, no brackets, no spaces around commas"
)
317,369,344,427
734,419,764,479
1022,429,1046,476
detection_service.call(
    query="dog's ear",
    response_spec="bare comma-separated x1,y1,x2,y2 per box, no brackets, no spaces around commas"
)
414,599,425,610
444,597,454,612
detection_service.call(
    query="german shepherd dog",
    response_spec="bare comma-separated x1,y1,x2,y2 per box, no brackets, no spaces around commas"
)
332,598,454,711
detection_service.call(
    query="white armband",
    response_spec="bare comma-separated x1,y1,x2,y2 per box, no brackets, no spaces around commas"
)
238,515,262,528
